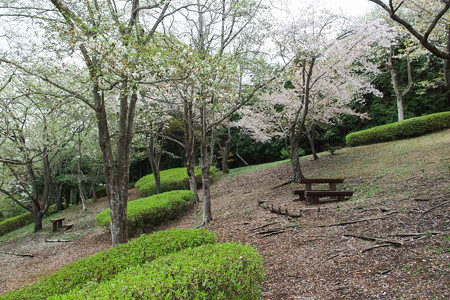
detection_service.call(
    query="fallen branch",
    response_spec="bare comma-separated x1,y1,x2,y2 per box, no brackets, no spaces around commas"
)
421,200,450,216
256,228,282,235
249,222,278,231
361,243,392,253
319,212,399,227
272,179,295,189
344,234,403,247
261,230,285,238
387,231,444,238
45,239,70,243
0,250,34,257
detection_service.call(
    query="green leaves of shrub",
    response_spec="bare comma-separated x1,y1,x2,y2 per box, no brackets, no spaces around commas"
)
0,212,33,236
346,111,450,147
134,167,201,197
1,228,215,300
96,190,195,234
52,243,264,300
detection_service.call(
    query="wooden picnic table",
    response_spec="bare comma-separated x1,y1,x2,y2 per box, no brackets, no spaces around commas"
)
50,217,65,232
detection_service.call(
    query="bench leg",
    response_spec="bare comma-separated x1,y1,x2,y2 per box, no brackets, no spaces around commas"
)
52,223,58,232
306,196,320,204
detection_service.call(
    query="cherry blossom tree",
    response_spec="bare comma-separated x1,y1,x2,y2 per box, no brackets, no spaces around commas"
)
0,76,89,231
234,7,387,180
162,0,280,225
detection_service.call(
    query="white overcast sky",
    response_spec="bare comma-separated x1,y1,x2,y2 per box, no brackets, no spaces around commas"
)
286,0,377,16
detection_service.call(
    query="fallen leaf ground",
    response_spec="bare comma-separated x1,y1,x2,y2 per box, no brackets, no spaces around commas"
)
1,130,449,299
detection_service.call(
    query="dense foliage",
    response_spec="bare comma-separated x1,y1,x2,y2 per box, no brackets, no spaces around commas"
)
134,167,207,197
96,190,195,234
346,111,450,147
52,242,264,300
1,228,215,300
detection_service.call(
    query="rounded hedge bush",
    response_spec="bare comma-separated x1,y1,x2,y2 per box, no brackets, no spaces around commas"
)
96,190,195,234
2,228,215,300
0,212,33,236
134,167,216,197
346,111,450,147
52,242,265,300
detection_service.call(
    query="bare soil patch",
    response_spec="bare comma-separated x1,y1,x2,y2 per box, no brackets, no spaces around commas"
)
1,131,449,299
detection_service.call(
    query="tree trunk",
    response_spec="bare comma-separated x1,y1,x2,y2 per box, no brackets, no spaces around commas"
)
307,125,318,160
148,135,162,194
200,106,212,224
78,137,88,211
290,130,304,181
32,203,43,232
55,183,63,212
183,100,199,202
95,90,129,247
443,57,450,106
221,135,232,174
201,136,212,223
386,49,412,122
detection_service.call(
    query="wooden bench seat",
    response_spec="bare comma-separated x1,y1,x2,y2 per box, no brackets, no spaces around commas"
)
305,190,353,204
50,218,65,232
62,223,74,230
292,189,321,201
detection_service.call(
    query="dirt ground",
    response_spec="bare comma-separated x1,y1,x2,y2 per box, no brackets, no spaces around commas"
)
1,132,449,299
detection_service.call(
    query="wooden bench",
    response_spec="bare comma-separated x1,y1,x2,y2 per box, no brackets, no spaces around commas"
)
62,223,74,231
50,218,65,232
305,190,353,204
293,178,352,204
292,189,320,201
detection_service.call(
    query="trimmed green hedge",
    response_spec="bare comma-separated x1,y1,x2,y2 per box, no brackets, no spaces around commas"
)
0,212,33,236
0,205,59,237
135,167,215,197
346,111,450,147
52,242,264,300
96,190,195,234
2,228,215,300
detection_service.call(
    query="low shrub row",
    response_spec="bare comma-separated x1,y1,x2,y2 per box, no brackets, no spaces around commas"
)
345,111,450,147
2,228,215,300
0,212,33,236
96,190,195,235
52,242,265,300
134,167,211,197
0,205,59,237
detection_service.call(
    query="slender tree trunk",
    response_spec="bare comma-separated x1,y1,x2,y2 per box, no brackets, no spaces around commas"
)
386,49,412,121
200,107,212,224
183,100,199,202
78,137,88,211
148,137,162,194
32,203,43,232
221,135,232,174
95,90,128,247
290,129,304,181
307,124,318,160
55,183,63,211
289,58,315,181
64,188,70,208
